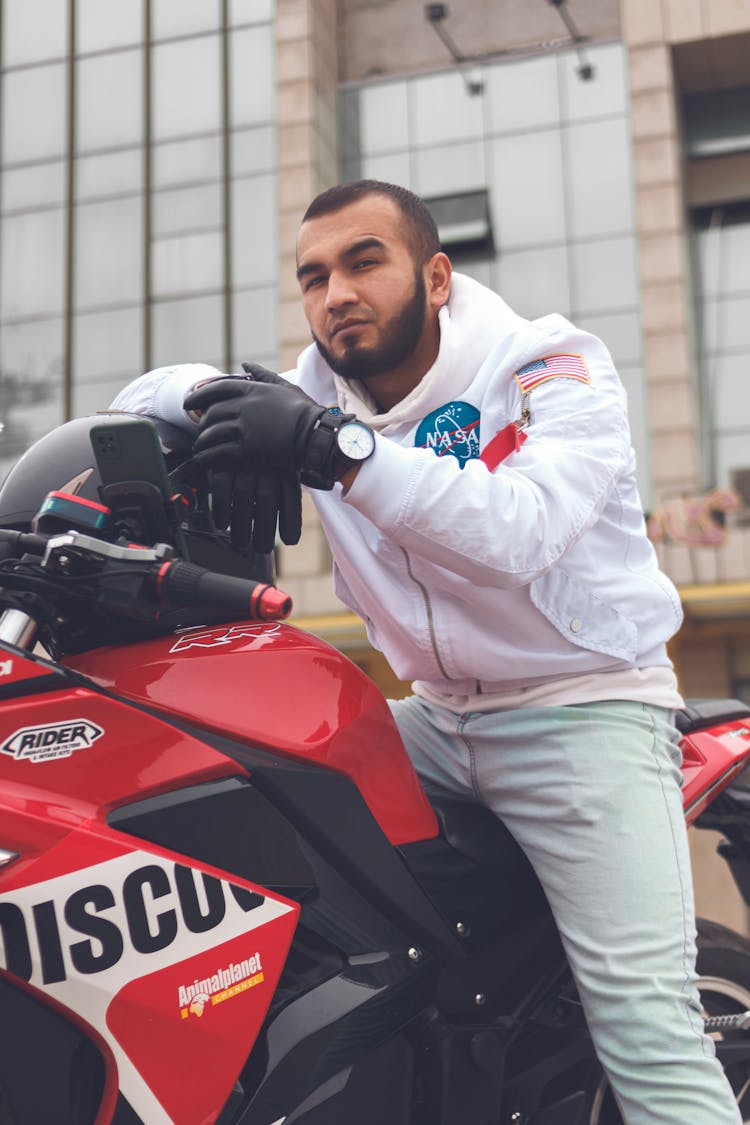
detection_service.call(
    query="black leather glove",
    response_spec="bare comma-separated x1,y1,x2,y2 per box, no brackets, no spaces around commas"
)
184,363,356,490
207,466,302,554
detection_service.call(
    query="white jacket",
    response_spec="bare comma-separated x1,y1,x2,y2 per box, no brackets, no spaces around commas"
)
112,274,683,698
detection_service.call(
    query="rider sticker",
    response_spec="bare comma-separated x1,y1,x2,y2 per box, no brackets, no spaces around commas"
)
1,719,104,762
415,401,480,468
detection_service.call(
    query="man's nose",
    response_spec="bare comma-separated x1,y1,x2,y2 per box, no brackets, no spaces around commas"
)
325,270,357,310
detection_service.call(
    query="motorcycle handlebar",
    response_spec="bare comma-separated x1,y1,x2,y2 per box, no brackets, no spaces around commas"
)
152,559,292,622
0,529,48,560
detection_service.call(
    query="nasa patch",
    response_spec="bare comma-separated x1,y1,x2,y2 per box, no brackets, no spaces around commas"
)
415,401,480,468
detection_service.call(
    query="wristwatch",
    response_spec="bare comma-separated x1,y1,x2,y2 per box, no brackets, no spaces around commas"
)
336,420,376,465
301,411,375,490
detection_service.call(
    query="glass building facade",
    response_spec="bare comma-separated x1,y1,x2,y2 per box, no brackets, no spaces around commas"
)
692,204,750,494
340,41,651,499
0,0,277,476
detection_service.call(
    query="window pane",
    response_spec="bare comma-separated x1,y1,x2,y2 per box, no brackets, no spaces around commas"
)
152,0,220,39
701,296,750,353
455,261,492,288
488,129,567,249
75,197,143,309
485,55,560,135
361,151,412,188
412,70,484,147
716,433,750,489
152,135,222,188
232,286,278,364
493,244,570,320
414,141,485,196
569,236,639,315
576,311,643,367
1,210,66,319
0,317,63,470
4,0,67,66
231,175,276,286
76,49,143,152
0,393,63,480
712,352,750,432
152,231,223,295
566,118,635,239
76,149,143,201
153,37,221,140
360,82,409,155
2,161,65,212
74,374,140,417
2,65,66,164
152,184,222,236
233,126,275,177
693,217,750,301
230,26,274,128
72,306,143,380
722,219,750,295
151,293,223,367
77,0,142,53
230,0,273,24
559,42,627,122
2,316,64,382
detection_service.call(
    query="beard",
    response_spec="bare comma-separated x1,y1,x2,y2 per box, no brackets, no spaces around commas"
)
312,269,427,380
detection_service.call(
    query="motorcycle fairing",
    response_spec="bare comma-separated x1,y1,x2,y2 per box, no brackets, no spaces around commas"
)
64,621,439,846
0,640,68,701
680,717,750,823
0,828,299,1124
0,684,300,1123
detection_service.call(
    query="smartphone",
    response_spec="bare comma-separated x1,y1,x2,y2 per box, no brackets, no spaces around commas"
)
90,416,173,495
90,416,186,552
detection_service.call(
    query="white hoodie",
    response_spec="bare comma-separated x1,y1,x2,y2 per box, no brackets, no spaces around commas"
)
112,273,683,707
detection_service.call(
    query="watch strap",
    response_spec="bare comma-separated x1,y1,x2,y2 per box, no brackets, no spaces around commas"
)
300,409,356,490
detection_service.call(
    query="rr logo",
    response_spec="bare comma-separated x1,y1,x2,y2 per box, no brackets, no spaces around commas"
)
169,623,281,653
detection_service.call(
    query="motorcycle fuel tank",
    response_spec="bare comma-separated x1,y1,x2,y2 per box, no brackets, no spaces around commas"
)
65,621,439,846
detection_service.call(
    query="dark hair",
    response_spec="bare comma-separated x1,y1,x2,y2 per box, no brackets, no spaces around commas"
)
301,180,441,264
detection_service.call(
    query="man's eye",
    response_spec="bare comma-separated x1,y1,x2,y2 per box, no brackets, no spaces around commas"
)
305,276,325,290
354,258,377,270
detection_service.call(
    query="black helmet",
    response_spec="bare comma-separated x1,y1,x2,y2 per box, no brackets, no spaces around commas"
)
0,415,104,530
0,412,273,583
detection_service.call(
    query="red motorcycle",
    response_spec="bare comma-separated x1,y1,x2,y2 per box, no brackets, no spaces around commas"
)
1,414,750,1125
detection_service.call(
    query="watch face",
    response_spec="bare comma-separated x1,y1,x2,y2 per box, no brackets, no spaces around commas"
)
337,421,375,462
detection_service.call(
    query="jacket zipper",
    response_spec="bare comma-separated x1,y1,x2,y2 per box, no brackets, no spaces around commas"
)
400,547,451,681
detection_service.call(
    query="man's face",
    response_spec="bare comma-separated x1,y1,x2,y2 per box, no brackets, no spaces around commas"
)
296,195,431,381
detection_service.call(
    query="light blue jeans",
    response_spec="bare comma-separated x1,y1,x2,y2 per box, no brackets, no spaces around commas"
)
389,695,741,1124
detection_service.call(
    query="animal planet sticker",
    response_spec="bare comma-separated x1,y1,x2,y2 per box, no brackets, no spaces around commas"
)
415,401,480,468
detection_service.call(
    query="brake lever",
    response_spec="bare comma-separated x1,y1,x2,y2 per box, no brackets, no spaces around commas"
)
41,532,176,575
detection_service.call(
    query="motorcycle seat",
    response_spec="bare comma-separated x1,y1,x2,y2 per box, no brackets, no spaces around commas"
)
676,698,750,733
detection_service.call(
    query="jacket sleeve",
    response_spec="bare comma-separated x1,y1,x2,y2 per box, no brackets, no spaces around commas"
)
343,331,633,590
109,363,225,432
109,363,304,430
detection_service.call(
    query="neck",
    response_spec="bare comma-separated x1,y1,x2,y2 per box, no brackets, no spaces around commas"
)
360,316,441,413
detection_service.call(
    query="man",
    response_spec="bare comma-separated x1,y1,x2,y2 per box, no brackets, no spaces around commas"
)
113,180,740,1122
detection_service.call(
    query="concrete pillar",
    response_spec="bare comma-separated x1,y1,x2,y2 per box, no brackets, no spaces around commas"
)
274,0,343,611
621,1,701,501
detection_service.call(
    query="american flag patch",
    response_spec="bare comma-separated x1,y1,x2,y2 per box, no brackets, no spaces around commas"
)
514,354,590,392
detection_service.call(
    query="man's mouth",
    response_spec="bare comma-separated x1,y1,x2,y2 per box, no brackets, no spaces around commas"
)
330,318,369,338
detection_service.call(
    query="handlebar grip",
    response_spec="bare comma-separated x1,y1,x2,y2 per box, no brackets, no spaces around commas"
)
154,560,292,621
0,529,47,559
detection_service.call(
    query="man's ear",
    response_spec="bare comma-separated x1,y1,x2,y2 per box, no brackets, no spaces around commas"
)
425,252,452,310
